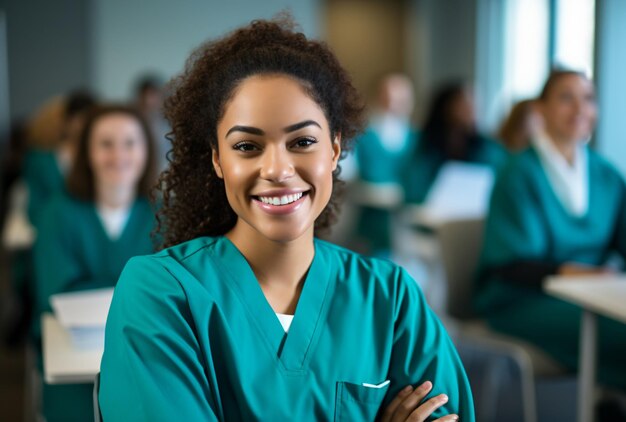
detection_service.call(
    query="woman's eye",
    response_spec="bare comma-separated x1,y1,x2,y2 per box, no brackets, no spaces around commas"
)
233,142,258,152
293,137,317,148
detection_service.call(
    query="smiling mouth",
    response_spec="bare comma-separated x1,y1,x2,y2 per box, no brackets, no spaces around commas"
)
253,191,309,206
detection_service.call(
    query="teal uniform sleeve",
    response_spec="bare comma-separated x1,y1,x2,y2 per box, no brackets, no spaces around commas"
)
33,200,111,322
23,152,47,227
611,179,626,260
99,256,218,421
480,168,548,267
386,268,475,421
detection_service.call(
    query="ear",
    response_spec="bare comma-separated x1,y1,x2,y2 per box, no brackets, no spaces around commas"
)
211,149,223,179
331,135,342,172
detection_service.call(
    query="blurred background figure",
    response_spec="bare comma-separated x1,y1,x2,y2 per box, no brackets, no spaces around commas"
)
497,99,543,152
351,72,418,256
403,81,508,205
23,90,96,229
1,91,96,348
33,105,158,422
134,74,170,172
475,70,626,416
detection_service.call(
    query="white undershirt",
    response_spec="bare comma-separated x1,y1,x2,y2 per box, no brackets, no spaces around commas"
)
532,133,589,217
276,313,294,332
96,204,132,240
371,113,411,153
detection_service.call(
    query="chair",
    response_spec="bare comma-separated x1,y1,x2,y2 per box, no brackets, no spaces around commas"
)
94,372,103,422
436,217,567,422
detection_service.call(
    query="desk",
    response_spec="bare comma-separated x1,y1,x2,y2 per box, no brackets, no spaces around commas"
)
544,276,626,422
42,313,102,384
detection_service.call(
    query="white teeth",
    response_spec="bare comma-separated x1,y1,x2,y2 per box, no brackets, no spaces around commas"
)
258,192,304,206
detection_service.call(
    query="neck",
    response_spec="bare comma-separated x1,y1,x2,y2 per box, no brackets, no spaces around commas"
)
226,222,315,314
96,184,136,209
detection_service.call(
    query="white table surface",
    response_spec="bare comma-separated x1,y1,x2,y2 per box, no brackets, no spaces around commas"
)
42,313,103,384
545,275,626,323
544,274,626,422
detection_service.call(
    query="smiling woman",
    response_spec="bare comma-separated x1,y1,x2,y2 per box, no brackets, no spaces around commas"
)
98,17,475,422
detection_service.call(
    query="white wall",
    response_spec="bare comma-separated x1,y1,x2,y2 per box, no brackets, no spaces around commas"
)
91,0,320,100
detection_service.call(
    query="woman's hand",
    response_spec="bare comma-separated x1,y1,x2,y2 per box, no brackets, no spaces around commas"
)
558,262,614,276
380,381,459,422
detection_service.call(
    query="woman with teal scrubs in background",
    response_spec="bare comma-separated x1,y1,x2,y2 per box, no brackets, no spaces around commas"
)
353,73,419,255
34,105,158,422
475,70,626,391
404,82,507,205
24,90,96,228
99,18,474,422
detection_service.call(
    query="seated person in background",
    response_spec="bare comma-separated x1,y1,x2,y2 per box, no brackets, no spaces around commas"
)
353,72,418,255
404,81,507,204
475,69,626,391
34,105,158,422
497,99,542,152
23,90,96,229
134,74,171,172
99,18,473,422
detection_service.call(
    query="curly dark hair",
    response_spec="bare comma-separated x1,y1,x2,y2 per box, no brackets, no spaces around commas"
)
157,17,364,249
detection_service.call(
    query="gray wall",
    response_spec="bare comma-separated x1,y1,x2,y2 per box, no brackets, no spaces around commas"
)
0,0,92,120
1,0,320,120
410,0,478,122
91,0,320,100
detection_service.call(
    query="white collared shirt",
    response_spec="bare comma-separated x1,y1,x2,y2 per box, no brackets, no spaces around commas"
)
532,133,589,217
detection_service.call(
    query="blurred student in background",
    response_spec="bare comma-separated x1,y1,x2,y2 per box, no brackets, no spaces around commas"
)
353,73,418,255
475,70,626,392
134,74,170,172
33,105,158,422
23,90,96,228
498,99,542,152
404,81,507,204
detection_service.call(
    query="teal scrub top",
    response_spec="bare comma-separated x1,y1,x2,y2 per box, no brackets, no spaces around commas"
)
353,126,418,253
473,146,626,388
355,126,419,185
475,146,626,313
404,136,508,204
100,236,474,421
33,193,156,422
23,149,65,228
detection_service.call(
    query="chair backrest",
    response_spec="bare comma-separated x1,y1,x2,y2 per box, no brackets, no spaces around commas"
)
437,218,485,320
94,372,103,422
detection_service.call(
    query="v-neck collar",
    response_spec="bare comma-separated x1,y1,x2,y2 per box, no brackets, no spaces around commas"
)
529,148,593,222
211,236,333,372
89,199,140,244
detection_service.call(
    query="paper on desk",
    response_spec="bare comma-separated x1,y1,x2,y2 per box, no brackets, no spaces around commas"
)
422,161,494,222
50,288,114,328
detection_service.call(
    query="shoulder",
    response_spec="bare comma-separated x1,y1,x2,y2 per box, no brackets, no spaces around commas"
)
40,193,87,221
119,237,220,288
588,148,625,185
315,239,421,301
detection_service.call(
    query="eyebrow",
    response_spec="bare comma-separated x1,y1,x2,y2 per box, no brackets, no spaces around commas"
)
225,120,322,138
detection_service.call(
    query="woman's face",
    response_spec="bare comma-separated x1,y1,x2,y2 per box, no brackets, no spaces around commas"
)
539,74,597,144
213,74,341,243
89,113,148,192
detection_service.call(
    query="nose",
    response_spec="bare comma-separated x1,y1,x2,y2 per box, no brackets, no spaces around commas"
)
259,145,294,182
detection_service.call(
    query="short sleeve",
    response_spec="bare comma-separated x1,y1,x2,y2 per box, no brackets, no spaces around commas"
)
99,256,218,421
385,268,475,421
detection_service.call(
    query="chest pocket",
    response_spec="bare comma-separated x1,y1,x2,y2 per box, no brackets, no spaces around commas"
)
334,381,390,421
